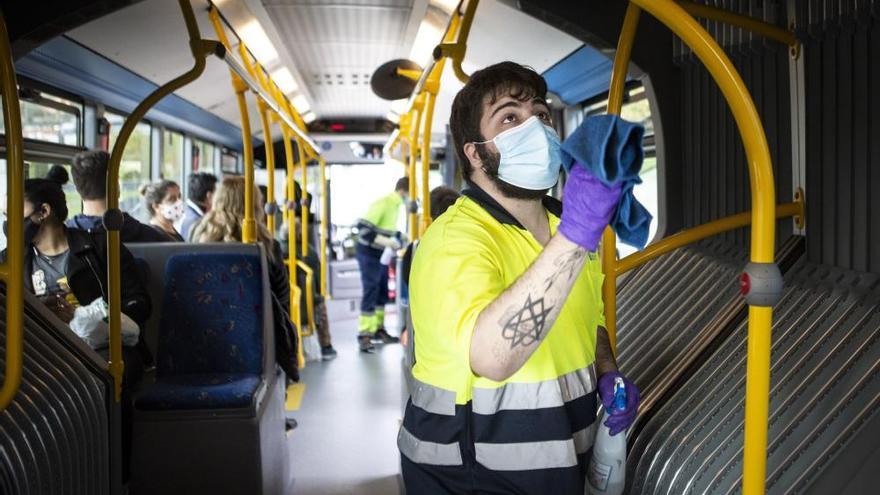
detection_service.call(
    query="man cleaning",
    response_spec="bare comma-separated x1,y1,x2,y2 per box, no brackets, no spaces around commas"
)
399,62,641,494
355,176,408,352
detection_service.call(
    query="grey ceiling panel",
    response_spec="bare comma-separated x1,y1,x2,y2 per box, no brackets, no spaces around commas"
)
263,0,414,118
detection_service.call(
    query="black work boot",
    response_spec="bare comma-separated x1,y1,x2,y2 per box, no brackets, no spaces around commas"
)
358,334,376,353
373,328,400,344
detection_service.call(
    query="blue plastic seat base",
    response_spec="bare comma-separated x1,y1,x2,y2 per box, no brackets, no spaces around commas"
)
135,374,260,411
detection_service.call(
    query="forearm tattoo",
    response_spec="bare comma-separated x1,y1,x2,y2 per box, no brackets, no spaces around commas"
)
543,248,587,291
499,248,586,349
501,294,554,349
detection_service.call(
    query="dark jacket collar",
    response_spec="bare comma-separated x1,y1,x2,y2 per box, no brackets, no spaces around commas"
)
461,183,563,229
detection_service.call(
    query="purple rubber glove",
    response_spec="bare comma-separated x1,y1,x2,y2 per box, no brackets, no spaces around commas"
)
598,371,640,436
558,165,623,251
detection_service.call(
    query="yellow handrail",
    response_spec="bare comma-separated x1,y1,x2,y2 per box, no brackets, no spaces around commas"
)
605,1,781,492
617,200,803,275
295,260,316,336
600,2,641,355
435,0,480,83
208,7,257,244
676,0,799,50
253,67,277,234
318,156,328,297
416,11,460,236
280,128,305,368
406,99,423,240
107,0,217,401
296,138,309,257
0,8,25,412
419,90,436,236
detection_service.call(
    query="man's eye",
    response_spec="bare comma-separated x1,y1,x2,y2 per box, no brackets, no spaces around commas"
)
537,111,551,122
501,114,516,124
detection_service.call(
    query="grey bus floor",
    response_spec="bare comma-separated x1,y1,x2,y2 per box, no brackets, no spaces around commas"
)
286,299,404,495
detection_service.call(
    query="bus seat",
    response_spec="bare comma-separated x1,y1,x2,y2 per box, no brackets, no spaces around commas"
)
134,252,264,411
128,245,290,495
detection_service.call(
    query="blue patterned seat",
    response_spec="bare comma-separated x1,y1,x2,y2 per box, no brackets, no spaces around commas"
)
135,253,264,411
136,374,260,410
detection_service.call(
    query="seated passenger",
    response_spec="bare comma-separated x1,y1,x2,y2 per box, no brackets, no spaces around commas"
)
10,173,151,481
141,180,185,241
67,150,173,242
181,172,217,241
191,176,299,379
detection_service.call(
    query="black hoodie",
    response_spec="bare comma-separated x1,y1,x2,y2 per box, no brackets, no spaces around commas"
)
66,212,173,243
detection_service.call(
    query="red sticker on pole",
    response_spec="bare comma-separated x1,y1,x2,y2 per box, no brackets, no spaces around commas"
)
739,272,751,296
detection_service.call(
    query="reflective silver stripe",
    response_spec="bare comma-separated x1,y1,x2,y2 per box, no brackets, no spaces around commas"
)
398,426,463,466
472,366,596,415
409,376,457,416
573,425,596,455
475,439,578,471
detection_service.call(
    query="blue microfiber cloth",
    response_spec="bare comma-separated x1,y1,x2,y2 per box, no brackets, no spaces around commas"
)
561,114,653,249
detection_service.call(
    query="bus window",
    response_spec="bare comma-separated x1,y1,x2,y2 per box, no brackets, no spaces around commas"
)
1,91,82,146
107,112,151,213
584,84,659,257
220,148,240,175
24,162,82,217
191,138,215,174
162,130,184,182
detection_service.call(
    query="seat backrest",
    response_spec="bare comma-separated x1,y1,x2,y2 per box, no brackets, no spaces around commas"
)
156,252,264,376
126,243,273,371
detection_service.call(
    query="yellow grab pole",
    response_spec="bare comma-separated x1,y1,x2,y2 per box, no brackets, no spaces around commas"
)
296,138,309,257
676,0,799,49
436,0,479,83
0,9,25,412
599,3,640,357
631,1,778,493
607,4,641,115
419,91,436,236
105,0,216,400
282,127,305,366
257,100,276,233
209,7,257,243
296,260,316,334
318,157,328,297
237,91,257,243
600,227,618,355
408,98,423,240
617,201,802,275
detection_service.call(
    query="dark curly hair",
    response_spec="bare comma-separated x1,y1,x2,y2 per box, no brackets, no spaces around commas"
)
449,62,547,182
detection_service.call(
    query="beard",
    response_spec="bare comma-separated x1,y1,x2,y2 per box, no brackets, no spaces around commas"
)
475,144,549,201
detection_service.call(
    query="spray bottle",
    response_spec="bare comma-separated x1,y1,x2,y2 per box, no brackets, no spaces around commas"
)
586,377,627,495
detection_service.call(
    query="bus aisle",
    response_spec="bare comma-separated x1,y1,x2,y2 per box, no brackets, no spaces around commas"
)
287,300,403,495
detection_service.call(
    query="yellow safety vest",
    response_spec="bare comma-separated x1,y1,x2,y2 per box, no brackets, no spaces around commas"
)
399,186,605,492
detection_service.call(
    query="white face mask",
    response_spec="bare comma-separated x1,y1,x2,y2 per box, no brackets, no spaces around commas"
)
476,115,563,190
160,200,185,222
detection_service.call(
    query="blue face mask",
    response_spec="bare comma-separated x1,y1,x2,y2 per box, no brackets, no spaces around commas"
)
477,116,563,190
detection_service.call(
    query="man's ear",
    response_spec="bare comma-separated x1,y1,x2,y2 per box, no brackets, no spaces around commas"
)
463,142,481,173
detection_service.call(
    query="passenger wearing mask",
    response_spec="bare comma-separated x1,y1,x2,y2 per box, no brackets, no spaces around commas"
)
354,177,408,352
191,176,299,380
142,180,185,241
67,150,172,242
180,172,217,241
399,62,640,494
6,172,151,481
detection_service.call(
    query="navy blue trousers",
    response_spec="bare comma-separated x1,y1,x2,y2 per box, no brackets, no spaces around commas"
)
356,247,388,314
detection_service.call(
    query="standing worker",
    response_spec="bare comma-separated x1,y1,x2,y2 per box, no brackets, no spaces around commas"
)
398,62,640,494
355,177,408,352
